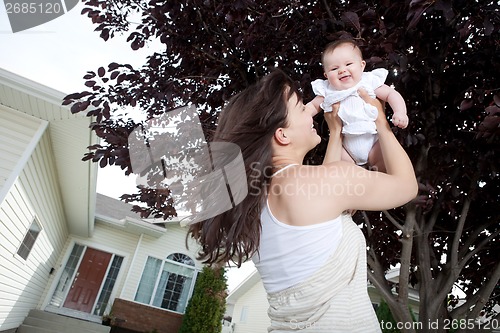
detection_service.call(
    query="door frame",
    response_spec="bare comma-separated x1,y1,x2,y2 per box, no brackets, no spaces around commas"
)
42,238,127,322
62,247,113,313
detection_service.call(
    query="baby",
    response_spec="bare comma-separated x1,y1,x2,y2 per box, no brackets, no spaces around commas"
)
308,39,408,172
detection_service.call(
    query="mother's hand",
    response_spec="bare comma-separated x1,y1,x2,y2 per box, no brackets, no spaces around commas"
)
324,102,342,133
357,88,386,125
322,102,343,165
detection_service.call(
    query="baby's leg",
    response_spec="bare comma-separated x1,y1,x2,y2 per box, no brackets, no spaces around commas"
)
368,141,386,173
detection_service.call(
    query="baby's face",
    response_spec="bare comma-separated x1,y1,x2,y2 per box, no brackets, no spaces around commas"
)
323,43,366,91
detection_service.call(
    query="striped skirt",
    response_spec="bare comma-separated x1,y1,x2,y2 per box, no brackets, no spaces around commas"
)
266,214,381,332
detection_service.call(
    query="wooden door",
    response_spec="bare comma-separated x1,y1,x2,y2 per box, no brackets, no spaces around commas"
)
63,247,112,313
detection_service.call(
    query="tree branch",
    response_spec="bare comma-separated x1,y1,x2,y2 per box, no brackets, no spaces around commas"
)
383,210,404,230
460,228,500,269
414,222,435,321
450,197,471,268
458,216,500,260
437,226,499,306
194,8,250,83
425,168,460,233
451,260,500,320
368,270,398,311
321,0,335,20
361,211,373,238
451,171,479,267
397,205,416,309
367,246,385,283
366,245,401,318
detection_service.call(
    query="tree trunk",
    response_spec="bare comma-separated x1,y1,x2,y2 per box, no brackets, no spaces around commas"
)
394,205,417,333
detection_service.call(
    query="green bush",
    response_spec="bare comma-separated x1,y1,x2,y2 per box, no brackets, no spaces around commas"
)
377,300,401,333
376,300,418,333
179,266,227,333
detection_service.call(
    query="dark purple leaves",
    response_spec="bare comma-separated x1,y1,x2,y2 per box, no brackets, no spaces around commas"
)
100,28,110,41
407,0,434,30
341,12,360,33
483,17,494,36
460,99,474,111
70,101,91,114
98,67,105,77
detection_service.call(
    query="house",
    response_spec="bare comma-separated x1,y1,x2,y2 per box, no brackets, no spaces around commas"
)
0,68,204,333
224,267,420,333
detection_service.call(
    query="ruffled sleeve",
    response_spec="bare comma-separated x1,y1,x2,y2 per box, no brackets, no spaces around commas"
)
361,68,388,91
311,79,329,97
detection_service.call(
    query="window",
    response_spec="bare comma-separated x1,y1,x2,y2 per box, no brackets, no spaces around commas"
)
94,255,124,316
240,306,249,323
49,244,85,307
17,218,42,260
135,253,197,314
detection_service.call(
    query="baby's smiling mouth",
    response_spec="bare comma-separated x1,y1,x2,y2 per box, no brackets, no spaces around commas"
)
339,75,351,81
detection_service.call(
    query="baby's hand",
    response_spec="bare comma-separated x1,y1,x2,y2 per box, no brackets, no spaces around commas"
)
392,112,409,129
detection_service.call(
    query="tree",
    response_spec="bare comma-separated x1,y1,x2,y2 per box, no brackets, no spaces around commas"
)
64,1,499,332
179,266,227,333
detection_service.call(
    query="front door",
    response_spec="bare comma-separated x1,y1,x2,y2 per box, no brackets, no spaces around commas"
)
63,247,112,313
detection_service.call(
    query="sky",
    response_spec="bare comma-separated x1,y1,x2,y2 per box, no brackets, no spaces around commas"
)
0,2,255,291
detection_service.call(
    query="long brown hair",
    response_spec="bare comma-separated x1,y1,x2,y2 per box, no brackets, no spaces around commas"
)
188,69,300,267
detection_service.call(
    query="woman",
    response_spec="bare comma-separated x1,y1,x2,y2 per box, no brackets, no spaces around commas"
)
188,70,417,332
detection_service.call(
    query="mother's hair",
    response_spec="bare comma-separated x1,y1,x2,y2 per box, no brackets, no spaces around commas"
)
188,69,301,266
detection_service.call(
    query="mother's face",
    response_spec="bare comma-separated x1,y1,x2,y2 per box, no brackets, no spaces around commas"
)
280,93,321,149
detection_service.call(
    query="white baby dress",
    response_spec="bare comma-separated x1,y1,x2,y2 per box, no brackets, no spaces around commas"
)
311,68,388,165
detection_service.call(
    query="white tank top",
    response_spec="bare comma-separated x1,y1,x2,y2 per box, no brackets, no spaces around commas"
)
252,200,343,293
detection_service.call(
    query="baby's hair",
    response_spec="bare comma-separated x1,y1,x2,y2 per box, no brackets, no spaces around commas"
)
321,39,364,65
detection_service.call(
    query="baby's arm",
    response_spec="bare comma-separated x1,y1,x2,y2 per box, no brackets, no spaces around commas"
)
306,95,323,116
374,84,408,129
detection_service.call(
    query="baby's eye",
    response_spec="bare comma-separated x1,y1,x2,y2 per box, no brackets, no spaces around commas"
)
331,67,338,71
347,63,353,66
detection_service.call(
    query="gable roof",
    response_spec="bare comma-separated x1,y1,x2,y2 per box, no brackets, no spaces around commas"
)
0,67,98,237
226,268,260,305
95,192,168,237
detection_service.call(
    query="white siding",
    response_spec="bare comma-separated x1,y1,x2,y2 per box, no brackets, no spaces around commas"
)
0,130,68,330
49,117,96,237
232,280,270,333
120,224,202,301
0,106,42,195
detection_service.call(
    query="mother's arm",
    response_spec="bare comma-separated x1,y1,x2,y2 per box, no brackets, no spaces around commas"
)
325,92,417,212
322,102,343,164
